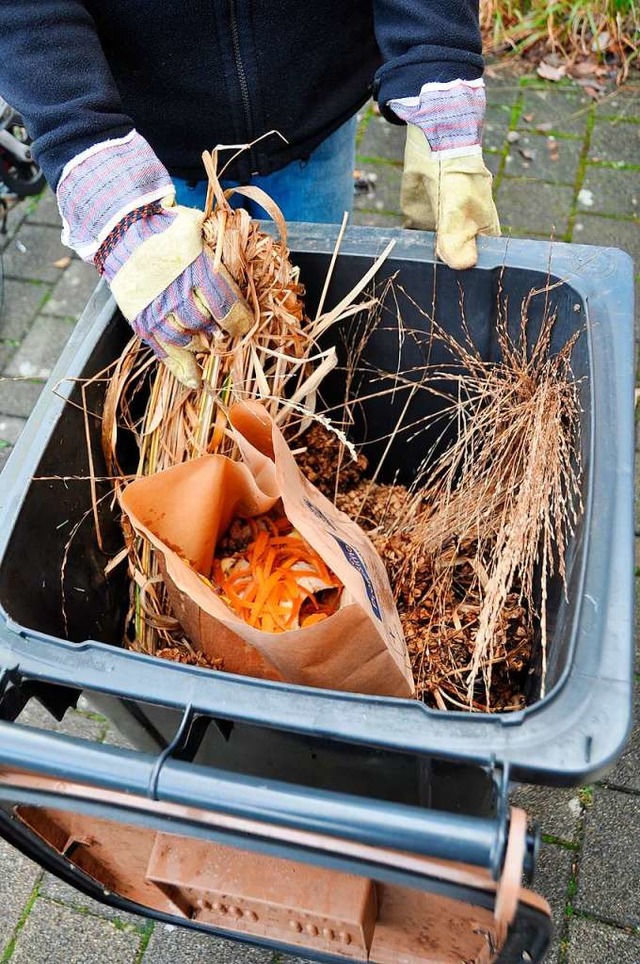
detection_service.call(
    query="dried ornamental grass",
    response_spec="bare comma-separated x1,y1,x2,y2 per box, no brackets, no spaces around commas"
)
355,285,583,709
294,426,535,713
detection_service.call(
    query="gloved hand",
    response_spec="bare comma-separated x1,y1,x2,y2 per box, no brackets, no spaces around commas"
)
56,131,253,389
390,80,500,271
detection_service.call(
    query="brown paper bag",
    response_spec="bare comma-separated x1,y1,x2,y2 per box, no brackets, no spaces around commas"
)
120,401,414,698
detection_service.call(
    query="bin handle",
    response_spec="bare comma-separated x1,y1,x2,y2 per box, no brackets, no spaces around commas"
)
494,808,527,936
0,719,532,881
0,763,534,916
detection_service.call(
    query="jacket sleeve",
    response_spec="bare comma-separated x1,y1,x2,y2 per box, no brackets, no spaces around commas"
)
372,0,484,119
0,1,134,188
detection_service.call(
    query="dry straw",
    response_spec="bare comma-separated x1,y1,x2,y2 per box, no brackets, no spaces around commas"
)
101,150,393,655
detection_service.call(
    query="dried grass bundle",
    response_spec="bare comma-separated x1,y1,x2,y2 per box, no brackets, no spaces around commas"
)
101,152,392,655
357,284,584,709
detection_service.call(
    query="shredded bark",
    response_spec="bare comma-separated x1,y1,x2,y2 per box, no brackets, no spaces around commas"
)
156,646,223,670
296,423,369,498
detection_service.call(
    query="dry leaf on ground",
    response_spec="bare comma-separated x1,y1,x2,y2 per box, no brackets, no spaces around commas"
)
537,62,567,82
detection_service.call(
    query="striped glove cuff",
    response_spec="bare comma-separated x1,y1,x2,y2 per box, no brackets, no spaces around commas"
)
56,130,174,261
390,79,486,158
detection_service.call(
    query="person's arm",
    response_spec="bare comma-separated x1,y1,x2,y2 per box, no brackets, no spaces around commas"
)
372,0,484,108
372,0,500,270
0,1,133,188
0,2,252,388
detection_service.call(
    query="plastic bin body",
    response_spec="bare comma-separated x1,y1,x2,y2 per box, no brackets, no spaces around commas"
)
0,226,634,962
0,226,634,783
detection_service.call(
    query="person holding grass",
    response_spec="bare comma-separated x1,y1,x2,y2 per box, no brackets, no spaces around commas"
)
0,1,499,386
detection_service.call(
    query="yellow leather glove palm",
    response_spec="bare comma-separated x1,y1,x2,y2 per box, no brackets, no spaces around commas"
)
107,201,253,389
401,124,501,271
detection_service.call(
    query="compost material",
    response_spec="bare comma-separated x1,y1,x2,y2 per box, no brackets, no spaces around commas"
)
98,150,581,714
296,425,534,714
207,510,344,632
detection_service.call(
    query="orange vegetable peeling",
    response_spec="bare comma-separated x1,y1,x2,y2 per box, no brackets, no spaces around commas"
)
203,510,343,633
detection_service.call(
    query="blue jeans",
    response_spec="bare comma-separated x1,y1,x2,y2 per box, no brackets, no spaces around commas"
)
172,116,357,223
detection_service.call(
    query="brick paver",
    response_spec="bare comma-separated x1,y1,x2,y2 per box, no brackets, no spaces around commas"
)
0,70,638,964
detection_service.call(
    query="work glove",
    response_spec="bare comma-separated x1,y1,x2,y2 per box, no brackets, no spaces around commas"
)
56,131,252,389
390,80,500,271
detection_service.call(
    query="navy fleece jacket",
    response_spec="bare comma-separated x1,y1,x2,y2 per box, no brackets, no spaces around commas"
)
0,1,483,188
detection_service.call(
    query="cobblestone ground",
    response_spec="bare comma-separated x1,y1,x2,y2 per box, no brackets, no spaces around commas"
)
0,74,638,963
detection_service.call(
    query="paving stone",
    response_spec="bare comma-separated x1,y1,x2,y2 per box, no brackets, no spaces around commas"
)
0,198,30,251
0,342,12,371
532,843,573,964
0,278,50,344
572,216,640,270
0,837,41,952
567,915,640,963
579,166,639,219
509,784,582,844
0,413,26,448
0,441,15,472
0,376,46,418
2,224,71,283
496,178,573,237
505,132,582,184
100,724,138,750
41,260,100,319
353,161,402,216
5,314,75,379
485,78,522,108
17,700,106,743
27,188,63,228
485,151,503,176
575,787,640,927
603,682,640,792
11,898,142,964
595,83,640,121
357,113,405,165
518,89,592,137
356,103,375,127
143,922,275,964
40,874,147,928
589,119,640,168
483,104,514,153
76,694,109,718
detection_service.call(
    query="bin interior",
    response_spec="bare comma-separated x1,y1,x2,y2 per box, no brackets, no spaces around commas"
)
0,251,590,711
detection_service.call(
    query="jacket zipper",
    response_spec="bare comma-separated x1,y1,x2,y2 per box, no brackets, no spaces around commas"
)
228,0,257,172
